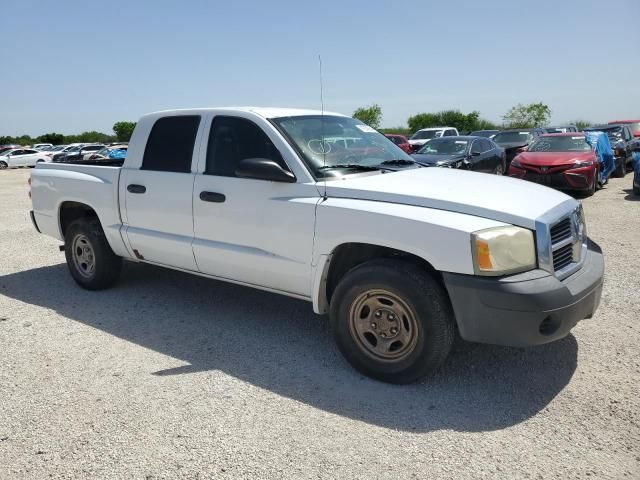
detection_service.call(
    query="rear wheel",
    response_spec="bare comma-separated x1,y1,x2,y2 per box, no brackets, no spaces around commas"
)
64,217,122,290
330,259,455,384
494,161,505,175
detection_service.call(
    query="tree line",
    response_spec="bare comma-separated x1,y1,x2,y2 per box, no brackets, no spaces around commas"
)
354,103,593,135
0,121,137,146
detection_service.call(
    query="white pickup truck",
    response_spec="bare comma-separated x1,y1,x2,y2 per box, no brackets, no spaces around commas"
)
30,108,604,383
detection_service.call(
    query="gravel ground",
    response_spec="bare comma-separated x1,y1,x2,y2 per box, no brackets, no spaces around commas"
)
0,168,638,479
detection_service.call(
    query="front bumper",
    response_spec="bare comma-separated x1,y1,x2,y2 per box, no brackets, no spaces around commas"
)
509,165,596,191
442,240,604,347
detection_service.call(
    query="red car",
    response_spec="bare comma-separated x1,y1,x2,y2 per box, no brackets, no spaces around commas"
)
608,119,640,138
508,133,598,196
384,134,412,154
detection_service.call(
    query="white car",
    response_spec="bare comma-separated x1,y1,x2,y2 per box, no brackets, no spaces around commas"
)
0,148,49,169
30,107,604,384
33,143,54,151
408,127,459,151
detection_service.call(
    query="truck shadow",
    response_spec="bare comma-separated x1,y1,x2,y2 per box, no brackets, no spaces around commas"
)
0,262,578,433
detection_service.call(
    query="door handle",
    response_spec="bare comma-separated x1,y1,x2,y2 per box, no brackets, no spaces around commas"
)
199,191,226,203
127,184,146,194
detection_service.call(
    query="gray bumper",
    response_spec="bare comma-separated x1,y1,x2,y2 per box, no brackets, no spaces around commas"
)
443,240,604,347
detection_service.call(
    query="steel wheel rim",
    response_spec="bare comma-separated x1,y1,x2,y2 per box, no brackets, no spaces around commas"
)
72,234,96,278
348,289,419,362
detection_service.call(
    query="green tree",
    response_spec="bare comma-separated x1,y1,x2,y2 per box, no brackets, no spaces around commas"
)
352,104,382,129
407,110,496,134
112,121,137,142
37,133,64,145
502,102,551,128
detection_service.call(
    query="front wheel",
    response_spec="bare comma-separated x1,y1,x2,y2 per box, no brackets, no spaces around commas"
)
330,259,455,384
64,217,122,290
0,161,7,170
494,161,505,175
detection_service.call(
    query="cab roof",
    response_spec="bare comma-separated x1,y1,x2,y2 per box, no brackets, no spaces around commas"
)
145,107,346,119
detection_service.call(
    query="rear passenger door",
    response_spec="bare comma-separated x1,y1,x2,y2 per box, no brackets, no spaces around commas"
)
121,115,203,271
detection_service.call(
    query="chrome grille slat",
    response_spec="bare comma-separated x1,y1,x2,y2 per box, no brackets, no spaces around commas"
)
536,203,587,281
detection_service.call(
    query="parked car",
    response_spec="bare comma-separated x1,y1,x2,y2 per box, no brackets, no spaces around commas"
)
84,145,128,163
32,143,54,150
0,148,49,169
384,134,412,154
53,144,105,163
493,128,545,165
608,120,640,138
0,144,20,156
584,124,637,177
411,136,506,174
543,125,578,134
30,107,604,384
51,144,85,162
408,127,459,151
508,133,599,196
468,129,500,138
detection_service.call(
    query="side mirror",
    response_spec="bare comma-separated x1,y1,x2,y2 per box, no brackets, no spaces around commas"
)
235,158,296,183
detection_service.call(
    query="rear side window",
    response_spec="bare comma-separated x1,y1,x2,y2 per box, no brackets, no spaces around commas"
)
142,115,201,173
444,129,456,136
480,139,492,152
205,116,286,177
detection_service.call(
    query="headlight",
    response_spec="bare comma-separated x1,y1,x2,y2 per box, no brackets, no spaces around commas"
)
571,161,594,168
471,226,536,276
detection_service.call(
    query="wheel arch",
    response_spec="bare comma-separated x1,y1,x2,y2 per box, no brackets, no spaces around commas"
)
58,201,101,239
313,242,446,314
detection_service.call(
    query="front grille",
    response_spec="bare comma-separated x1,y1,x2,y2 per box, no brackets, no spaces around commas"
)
550,217,572,244
553,244,574,271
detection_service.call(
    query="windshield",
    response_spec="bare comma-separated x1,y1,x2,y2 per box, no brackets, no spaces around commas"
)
410,130,440,140
493,131,533,144
587,127,622,143
528,136,591,152
416,138,469,155
271,115,413,178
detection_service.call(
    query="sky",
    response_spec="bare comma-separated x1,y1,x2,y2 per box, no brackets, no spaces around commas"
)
1,0,639,136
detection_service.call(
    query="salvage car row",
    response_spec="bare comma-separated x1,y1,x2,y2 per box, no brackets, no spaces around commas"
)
385,119,640,197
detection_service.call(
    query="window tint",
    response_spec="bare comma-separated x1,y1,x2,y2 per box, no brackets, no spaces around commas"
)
11,150,24,155
206,116,286,177
471,141,482,154
480,139,492,152
142,115,201,173
444,130,455,137
24,149,38,154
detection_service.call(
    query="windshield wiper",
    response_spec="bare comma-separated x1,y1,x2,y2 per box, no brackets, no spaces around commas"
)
317,164,380,171
378,159,417,166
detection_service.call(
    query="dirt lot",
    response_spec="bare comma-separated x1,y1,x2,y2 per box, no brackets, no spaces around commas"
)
0,168,638,479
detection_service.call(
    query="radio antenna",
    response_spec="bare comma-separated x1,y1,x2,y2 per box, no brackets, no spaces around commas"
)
319,54,327,199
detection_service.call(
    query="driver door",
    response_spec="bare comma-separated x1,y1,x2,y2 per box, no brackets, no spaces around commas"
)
8,150,26,167
192,115,318,296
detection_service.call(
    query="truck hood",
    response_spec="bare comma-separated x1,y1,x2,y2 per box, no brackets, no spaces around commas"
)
324,168,575,229
517,151,596,166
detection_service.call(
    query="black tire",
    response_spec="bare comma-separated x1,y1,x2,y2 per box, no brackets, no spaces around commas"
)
613,157,626,178
634,184,640,196
64,217,122,290
330,259,455,384
494,161,505,176
584,175,596,197
0,161,7,170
